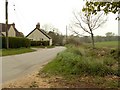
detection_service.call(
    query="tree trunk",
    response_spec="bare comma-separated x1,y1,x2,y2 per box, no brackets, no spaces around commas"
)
91,33,95,49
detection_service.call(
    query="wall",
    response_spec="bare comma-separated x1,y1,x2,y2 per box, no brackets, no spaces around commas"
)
49,39,52,46
2,26,16,37
8,26,16,37
27,29,50,41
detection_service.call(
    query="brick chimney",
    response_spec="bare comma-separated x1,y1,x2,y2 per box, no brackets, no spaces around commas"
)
36,23,40,29
12,23,15,28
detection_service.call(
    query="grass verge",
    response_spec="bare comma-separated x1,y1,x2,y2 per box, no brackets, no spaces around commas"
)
2,48,36,56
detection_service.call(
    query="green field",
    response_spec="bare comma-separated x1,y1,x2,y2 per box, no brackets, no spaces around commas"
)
1,48,36,56
95,41,119,48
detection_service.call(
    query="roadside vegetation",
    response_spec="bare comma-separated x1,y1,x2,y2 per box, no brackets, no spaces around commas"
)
2,48,36,56
39,41,119,88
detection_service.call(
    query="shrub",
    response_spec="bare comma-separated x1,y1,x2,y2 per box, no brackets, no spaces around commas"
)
110,49,120,59
31,41,49,46
1,37,31,48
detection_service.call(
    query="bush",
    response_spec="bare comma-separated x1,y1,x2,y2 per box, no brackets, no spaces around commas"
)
1,37,31,48
110,49,120,59
31,41,49,46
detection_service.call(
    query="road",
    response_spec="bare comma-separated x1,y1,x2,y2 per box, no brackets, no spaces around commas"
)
2,46,66,83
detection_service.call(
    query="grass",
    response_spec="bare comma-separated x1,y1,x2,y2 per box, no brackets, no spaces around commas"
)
2,48,36,56
39,44,119,88
95,41,119,48
83,41,119,49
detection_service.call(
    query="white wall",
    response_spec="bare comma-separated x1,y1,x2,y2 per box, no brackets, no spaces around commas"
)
49,39,52,46
8,26,16,37
2,26,16,37
2,32,6,36
27,29,50,41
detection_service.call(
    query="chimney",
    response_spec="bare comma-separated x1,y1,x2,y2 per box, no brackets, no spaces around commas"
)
12,23,15,28
36,23,40,29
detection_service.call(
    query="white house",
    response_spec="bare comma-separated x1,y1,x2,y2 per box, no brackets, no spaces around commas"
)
26,23,52,46
0,23,23,37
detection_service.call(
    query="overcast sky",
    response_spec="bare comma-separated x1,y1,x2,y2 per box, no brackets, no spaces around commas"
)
0,0,118,36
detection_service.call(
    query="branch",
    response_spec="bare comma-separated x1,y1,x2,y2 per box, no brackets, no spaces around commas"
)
76,23,91,34
69,25,85,36
73,12,91,34
92,13,104,30
79,12,88,24
93,18,107,30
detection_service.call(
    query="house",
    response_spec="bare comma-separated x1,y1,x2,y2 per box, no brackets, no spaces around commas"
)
0,23,23,37
26,23,52,46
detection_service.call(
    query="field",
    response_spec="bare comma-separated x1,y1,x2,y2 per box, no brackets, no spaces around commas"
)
39,41,119,88
95,41,119,48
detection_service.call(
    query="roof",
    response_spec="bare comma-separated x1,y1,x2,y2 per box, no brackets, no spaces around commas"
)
0,23,11,32
0,23,22,37
0,33,5,36
26,28,51,39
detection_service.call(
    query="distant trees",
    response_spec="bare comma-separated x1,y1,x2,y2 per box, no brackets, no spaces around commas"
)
66,35,82,46
94,32,118,42
19,32,24,37
48,31,64,46
105,32,118,41
42,24,64,46
42,24,59,33
105,32,115,37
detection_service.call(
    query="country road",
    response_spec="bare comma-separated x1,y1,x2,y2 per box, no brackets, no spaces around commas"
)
2,46,66,83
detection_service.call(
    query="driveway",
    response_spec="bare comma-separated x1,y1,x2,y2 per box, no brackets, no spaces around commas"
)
2,46,66,83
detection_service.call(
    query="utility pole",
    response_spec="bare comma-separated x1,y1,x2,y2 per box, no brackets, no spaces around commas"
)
5,0,9,49
66,25,68,44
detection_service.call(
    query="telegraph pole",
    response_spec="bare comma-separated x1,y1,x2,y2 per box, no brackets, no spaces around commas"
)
66,25,68,44
5,0,9,49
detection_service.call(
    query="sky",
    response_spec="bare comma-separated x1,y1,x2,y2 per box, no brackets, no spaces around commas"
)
0,0,118,36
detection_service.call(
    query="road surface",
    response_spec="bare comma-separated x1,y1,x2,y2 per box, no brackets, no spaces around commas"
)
2,46,66,83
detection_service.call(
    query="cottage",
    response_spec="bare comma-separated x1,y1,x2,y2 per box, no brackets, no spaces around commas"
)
0,23,23,37
26,23,52,46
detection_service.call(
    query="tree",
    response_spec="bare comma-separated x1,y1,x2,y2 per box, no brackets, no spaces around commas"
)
18,32,24,37
105,32,115,41
66,35,82,46
48,31,64,45
82,1,120,19
105,32,115,37
42,24,59,33
42,24,64,45
72,11,107,48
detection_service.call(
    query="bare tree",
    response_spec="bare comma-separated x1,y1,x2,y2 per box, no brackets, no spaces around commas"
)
72,11,107,48
42,24,59,33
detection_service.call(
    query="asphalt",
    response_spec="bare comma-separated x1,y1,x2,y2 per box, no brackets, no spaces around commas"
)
2,46,66,83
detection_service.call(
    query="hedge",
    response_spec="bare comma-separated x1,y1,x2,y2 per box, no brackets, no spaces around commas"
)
1,37,31,48
31,41,49,46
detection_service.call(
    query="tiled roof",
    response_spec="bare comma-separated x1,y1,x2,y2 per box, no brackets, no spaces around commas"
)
0,23,22,37
0,23,11,32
